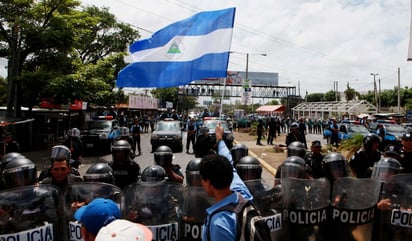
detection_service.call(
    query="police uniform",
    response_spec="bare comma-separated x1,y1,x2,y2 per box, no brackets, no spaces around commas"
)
349,150,381,178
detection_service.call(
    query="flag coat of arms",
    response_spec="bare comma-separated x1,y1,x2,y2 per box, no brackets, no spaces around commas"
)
116,8,236,88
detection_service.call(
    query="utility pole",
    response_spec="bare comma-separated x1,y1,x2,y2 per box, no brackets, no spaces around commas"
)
333,81,338,101
370,73,379,112
378,78,381,113
398,67,401,114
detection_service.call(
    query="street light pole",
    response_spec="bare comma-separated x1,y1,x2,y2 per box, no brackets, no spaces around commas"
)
245,53,249,80
370,73,379,112
232,52,266,113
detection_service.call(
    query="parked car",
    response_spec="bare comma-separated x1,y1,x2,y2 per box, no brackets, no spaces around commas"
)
81,116,118,154
401,122,412,131
323,123,370,144
150,119,183,152
200,118,235,149
368,122,407,143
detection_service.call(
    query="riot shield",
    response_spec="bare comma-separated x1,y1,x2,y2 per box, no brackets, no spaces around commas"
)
122,181,183,241
329,177,381,241
63,182,121,241
0,184,62,241
245,179,282,241
280,177,330,241
378,174,412,241
180,186,214,241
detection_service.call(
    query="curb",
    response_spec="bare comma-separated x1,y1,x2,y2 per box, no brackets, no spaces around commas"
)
233,140,277,176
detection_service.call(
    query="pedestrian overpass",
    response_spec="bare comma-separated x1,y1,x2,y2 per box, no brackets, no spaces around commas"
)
178,82,298,99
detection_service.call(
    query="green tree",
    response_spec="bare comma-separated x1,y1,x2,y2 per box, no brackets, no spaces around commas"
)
0,0,139,116
266,99,280,105
344,83,359,101
0,77,6,105
324,90,340,101
358,91,375,105
178,95,198,113
0,0,80,117
306,93,324,102
151,88,179,107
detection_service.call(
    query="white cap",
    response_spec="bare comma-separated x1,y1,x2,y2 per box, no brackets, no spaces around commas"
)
95,219,152,241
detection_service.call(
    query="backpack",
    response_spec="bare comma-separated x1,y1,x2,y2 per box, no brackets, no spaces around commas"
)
207,193,271,241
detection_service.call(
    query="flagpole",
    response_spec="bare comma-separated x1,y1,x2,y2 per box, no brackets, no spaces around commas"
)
219,76,226,122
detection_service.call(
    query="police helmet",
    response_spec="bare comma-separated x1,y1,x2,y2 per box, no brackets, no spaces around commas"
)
112,140,131,163
154,145,173,166
363,133,380,152
383,145,402,160
83,163,114,184
287,141,306,158
230,143,249,166
185,158,202,186
236,156,262,181
280,156,307,179
68,128,81,138
199,126,209,135
0,152,23,170
141,165,167,183
371,157,403,182
120,126,130,137
322,152,348,183
51,145,71,161
3,156,37,188
290,122,299,130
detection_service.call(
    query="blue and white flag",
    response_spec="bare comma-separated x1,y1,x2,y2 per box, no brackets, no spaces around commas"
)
116,8,235,88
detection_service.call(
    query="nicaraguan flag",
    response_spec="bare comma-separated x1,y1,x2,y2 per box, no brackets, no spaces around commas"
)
116,8,235,88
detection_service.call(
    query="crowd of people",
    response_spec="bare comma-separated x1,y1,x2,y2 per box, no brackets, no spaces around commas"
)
1,107,412,240
0,124,257,241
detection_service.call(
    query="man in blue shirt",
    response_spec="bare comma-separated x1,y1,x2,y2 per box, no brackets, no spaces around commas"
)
200,125,252,241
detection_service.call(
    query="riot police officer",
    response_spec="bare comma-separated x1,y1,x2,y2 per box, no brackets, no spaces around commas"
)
287,141,307,158
141,164,167,183
400,133,412,173
63,127,83,168
181,158,214,240
371,157,404,241
194,126,214,158
230,143,248,167
109,140,140,189
286,122,306,148
0,182,61,239
280,156,309,179
0,152,24,189
123,164,182,237
349,133,382,178
83,162,115,184
3,156,37,189
275,141,308,181
39,145,82,193
117,126,134,157
305,140,325,178
322,152,349,185
154,145,184,184
236,156,277,217
0,152,23,170
236,155,262,181
275,155,310,180
371,157,403,183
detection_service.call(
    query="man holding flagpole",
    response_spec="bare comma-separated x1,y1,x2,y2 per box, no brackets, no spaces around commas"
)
116,8,236,88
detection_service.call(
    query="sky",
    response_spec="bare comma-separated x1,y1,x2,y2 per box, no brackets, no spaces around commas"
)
2,0,412,96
